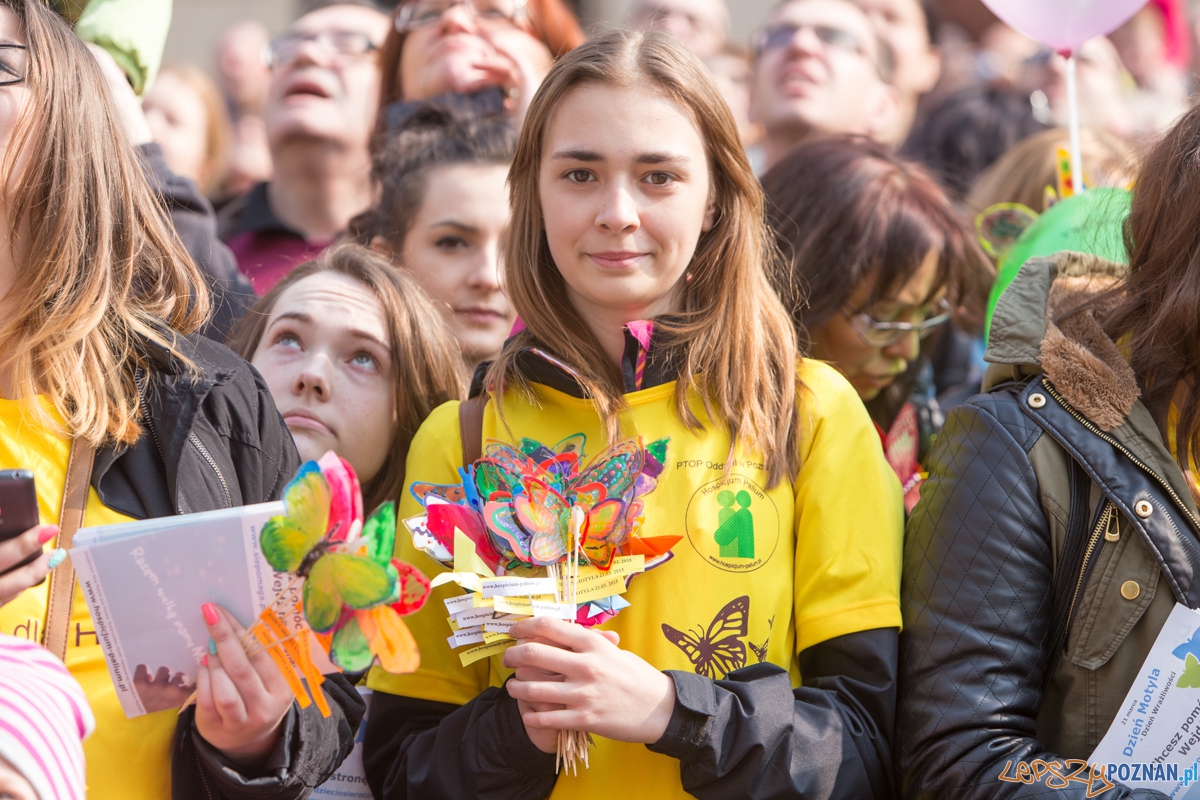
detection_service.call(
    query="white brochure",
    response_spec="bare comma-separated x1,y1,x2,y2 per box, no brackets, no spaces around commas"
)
1090,603,1200,797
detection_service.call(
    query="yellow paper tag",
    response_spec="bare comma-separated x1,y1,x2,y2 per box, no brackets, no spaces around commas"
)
430,572,484,592
573,573,627,603
493,595,535,615
482,631,513,644
459,640,512,666
454,528,496,577
599,555,645,578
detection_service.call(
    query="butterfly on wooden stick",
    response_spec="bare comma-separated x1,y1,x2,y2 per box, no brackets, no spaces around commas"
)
259,452,430,674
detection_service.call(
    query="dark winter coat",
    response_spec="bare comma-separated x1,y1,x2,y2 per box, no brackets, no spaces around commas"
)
897,251,1196,798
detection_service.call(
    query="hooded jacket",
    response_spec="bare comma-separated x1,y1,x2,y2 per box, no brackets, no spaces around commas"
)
896,251,1197,798
92,332,365,799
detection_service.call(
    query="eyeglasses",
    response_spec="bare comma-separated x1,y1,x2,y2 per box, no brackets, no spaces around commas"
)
752,22,867,58
395,0,527,32
842,298,952,348
0,44,27,87
264,31,378,69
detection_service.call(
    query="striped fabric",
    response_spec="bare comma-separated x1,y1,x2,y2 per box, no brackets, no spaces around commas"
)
0,634,94,800
625,320,655,391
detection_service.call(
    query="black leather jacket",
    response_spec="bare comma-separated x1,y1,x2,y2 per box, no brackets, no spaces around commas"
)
92,332,365,799
897,253,1200,799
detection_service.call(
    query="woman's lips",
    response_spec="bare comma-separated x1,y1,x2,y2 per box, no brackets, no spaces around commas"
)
858,373,900,390
283,413,333,437
455,306,507,325
588,252,647,269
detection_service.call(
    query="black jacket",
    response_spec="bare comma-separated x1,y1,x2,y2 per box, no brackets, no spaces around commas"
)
363,330,899,800
138,143,255,342
92,332,365,799
897,253,1194,798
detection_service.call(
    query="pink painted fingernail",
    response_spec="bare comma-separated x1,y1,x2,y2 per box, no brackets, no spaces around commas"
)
37,526,58,544
202,655,208,667
201,603,219,626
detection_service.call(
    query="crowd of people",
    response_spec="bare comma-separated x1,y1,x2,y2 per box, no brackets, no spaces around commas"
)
1,0,1200,797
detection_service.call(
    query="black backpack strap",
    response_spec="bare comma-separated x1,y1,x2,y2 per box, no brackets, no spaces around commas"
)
1043,456,1095,689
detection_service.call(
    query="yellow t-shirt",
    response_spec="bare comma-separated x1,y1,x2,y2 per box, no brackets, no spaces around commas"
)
0,397,174,800
369,359,904,798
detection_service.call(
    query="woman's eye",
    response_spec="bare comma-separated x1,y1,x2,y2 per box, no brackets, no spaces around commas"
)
566,169,594,184
435,235,468,251
274,332,302,349
645,172,674,186
350,352,380,371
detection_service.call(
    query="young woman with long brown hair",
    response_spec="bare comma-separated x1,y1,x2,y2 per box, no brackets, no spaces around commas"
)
0,2,361,797
363,30,903,799
897,101,1200,798
228,243,465,512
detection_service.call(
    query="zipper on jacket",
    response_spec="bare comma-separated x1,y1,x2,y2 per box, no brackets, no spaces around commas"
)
188,431,232,509
1040,381,1200,532
1064,500,1115,640
194,749,215,800
134,369,167,471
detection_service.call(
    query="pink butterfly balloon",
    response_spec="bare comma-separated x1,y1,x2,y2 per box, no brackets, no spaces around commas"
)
980,0,1147,53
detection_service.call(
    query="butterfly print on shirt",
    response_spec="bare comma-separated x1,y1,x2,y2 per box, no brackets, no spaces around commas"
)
661,595,749,679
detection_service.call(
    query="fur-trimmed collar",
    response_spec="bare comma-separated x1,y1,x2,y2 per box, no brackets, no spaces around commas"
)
985,251,1137,431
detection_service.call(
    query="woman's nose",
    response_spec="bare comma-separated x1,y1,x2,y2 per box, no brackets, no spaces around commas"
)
596,184,640,233
883,330,920,364
293,354,333,399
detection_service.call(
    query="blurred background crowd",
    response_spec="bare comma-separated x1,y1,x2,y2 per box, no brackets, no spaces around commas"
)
158,0,1187,204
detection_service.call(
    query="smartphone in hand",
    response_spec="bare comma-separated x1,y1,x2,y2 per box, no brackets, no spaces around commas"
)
0,470,40,574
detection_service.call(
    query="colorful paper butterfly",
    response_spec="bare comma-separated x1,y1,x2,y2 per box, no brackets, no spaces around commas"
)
411,434,671,575
260,452,430,672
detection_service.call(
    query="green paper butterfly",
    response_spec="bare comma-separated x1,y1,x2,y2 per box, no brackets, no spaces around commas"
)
260,462,396,632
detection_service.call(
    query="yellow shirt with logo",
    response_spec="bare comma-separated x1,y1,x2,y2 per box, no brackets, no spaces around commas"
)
0,397,175,800
369,359,904,798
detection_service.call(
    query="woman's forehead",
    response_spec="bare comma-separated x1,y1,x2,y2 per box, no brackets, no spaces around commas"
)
541,84,707,160
271,273,390,342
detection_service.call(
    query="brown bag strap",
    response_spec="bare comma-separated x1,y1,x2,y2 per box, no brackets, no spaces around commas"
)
44,439,95,661
458,394,487,467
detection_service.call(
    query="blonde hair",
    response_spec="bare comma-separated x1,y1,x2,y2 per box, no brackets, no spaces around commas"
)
155,64,232,196
0,0,210,447
487,29,801,488
966,127,1135,216
228,244,465,510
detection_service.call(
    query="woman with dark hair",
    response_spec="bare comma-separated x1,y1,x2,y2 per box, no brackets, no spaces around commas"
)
348,106,517,371
763,136,991,510
897,103,1200,798
0,2,361,798
375,0,584,136
900,81,1046,201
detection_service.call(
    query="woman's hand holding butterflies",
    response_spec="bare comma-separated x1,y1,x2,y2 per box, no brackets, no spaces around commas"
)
194,603,296,770
504,617,676,747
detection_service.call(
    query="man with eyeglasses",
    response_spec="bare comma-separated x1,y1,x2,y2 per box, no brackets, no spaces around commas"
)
749,0,898,172
219,1,390,295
